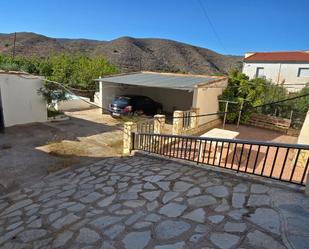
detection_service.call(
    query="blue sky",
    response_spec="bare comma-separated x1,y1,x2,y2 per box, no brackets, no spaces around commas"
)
1,0,308,55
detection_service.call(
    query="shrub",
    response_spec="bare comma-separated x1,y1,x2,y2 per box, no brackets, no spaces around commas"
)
219,69,289,123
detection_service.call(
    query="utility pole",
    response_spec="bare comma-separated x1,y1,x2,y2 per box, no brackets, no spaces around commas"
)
12,32,17,59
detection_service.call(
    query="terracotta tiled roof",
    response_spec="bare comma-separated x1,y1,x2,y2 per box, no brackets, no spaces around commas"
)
244,51,309,62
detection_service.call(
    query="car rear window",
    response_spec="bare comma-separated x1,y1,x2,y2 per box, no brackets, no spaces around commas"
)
113,96,130,106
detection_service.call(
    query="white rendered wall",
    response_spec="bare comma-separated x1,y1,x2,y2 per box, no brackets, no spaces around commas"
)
192,79,227,125
55,97,93,111
298,111,309,145
0,74,47,127
93,92,102,107
243,62,309,91
192,87,224,125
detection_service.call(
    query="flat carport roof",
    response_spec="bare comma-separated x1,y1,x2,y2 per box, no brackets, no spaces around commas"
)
95,71,226,91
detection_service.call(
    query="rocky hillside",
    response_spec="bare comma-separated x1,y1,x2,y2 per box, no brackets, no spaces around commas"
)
0,32,242,74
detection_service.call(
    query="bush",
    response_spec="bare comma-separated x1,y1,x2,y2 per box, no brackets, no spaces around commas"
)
219,69,271,123
0,62,20,71
47,109,64,118
219,69,309,128
219,69,290,123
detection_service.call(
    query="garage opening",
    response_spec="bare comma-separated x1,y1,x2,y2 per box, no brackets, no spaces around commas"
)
100,83,193,115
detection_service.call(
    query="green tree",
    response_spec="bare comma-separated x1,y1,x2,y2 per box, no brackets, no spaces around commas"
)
218,69,288,123
0,53,119,103
293,86,309,113
0,53,119,90
70,55,118,90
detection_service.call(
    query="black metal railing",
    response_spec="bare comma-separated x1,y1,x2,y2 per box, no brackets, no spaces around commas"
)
133,133,309,186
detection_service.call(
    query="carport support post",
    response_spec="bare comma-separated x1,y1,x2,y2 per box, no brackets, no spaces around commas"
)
172,111,184,135
98,77,103,114
123,122,134,155
154,114,165,134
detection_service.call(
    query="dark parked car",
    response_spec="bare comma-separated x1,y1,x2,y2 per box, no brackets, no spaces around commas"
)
108,95,163,117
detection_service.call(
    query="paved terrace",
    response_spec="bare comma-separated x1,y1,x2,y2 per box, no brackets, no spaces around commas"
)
0,155,308,249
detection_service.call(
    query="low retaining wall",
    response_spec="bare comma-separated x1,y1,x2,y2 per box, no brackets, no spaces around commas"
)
247,113,291,133
179,118,222,136
55,97,93,111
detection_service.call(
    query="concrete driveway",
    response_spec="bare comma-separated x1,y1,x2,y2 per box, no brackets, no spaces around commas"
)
0,109,123,193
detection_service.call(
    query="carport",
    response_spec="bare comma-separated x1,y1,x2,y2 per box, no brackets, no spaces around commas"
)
95,71,227,123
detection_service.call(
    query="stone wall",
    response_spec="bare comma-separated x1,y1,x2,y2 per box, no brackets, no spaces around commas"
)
178,118,222,136
172,108,221,136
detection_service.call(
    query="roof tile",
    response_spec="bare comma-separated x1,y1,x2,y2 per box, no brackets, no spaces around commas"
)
244,51,309,62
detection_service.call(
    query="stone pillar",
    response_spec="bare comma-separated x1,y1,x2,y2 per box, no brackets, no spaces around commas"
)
154,114,165,134
123,122,135,155
172,110,184,135
99,77,103,114
305,172,309,196
190,107,200,129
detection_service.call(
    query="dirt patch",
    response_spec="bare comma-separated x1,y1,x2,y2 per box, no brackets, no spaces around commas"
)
45,140,89,157
108,140,123,154
0,108,124,194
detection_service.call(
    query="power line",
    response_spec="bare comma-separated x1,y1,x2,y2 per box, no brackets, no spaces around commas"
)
201,83,309,89
17,73,309,120
197,0,228,54
17,74,106,110
173,92,309,119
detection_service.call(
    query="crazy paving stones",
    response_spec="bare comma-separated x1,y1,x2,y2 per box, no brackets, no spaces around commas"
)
0,155,303,249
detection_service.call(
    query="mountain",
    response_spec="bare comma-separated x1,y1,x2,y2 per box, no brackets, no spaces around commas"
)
0,32,242,74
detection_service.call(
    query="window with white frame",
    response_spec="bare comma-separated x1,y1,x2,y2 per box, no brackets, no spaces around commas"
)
256,67,265,78
297,68,309,77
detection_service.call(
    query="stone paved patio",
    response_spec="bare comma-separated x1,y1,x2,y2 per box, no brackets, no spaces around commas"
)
0,155,309,249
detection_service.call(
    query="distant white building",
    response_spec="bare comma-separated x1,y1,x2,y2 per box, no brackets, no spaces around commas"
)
242,51,309,91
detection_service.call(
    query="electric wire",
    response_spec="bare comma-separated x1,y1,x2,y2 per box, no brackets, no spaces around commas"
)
16,73,309,120
197,0,228,54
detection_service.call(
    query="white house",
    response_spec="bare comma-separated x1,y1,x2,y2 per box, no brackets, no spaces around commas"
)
0,71,47,129
95,71,227,125
242,51,309,91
